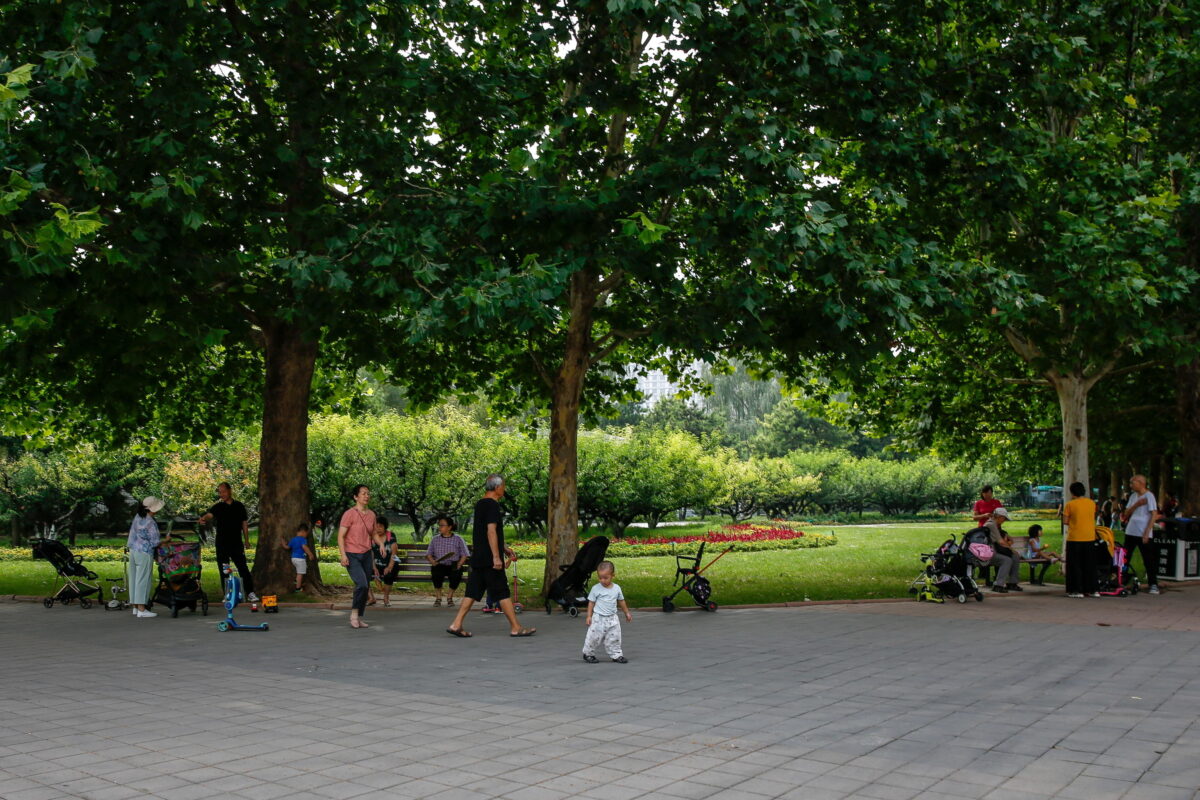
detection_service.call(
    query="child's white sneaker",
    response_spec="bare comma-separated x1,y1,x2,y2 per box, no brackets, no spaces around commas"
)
136,610,157,618
1148,585,1160,595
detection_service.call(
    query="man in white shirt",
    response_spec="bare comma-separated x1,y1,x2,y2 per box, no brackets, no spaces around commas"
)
1121,474,1160,594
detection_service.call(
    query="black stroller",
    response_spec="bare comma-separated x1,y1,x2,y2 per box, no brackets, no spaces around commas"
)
910,535,984,603
32,538,103,609
545,536,609,617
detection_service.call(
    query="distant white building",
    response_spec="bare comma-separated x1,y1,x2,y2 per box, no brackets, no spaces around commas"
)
628,361,703,406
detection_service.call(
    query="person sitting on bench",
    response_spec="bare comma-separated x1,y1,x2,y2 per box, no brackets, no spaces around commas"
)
1022,524,1060,585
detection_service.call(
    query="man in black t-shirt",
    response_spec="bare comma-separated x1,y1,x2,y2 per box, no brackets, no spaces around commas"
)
445,474,535,638
199,482,257,601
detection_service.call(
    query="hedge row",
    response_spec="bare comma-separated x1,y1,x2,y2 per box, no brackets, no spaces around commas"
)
3,531,836,565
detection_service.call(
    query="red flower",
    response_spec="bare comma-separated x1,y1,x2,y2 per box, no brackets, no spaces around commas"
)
620,524,806,546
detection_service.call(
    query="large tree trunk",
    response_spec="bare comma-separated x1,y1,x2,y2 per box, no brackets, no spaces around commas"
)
543,271,597,597
252,319,325,596
1177,356,1200,514
1051,372,1091,492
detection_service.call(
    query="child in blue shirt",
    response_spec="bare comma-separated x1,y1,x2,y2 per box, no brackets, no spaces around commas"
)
583,561,633,663
283,522,315,592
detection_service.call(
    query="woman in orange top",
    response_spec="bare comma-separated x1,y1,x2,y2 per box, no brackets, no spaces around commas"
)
1063,481,1098,597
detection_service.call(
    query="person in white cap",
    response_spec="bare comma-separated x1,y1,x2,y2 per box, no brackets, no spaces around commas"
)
985,507,1023,592
127,497,171,618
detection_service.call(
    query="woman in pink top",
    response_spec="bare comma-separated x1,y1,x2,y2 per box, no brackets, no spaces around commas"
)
338,484,377,628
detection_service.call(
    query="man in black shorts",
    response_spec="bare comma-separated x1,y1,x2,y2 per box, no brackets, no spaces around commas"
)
199,482,257,602
445,474,535,638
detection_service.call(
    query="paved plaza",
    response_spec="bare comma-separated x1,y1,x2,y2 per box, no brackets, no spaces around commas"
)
2,589,1199,800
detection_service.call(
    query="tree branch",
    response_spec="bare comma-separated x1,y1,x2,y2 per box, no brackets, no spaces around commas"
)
529,335,553,391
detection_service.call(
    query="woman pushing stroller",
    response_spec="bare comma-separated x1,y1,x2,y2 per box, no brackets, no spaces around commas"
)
128,497,172,618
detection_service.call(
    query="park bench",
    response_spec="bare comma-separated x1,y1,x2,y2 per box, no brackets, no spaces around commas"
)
977,535,1054,586
386,542,471,586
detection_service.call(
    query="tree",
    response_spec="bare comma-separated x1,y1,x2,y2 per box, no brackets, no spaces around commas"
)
1,2,499,593
640,396,729,445
837,0,1200,494
0,442,135,544
429,0,946,592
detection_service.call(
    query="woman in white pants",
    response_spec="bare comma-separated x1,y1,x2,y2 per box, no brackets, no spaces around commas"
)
128,497,170,618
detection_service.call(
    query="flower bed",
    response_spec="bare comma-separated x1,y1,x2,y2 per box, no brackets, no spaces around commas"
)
509,522,836,560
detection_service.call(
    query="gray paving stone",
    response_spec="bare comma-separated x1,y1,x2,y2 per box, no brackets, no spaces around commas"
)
3,598,1200,800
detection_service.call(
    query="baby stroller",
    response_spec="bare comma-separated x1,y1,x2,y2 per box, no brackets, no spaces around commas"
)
32,538,103,609
662,541,734,612
1095,526,1140,597
910,534,984,604
152,537,209,617
545,535,609,617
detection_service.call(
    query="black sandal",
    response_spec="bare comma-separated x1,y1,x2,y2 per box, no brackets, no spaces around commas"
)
445,627,472,638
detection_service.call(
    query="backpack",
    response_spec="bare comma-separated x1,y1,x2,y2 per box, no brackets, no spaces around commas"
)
968,542,995,561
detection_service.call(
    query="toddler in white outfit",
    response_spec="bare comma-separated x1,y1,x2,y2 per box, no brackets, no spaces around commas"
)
583,561,633,663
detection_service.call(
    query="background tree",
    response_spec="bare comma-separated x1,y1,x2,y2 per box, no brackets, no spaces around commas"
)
827,0,1199,494
425,0,946,591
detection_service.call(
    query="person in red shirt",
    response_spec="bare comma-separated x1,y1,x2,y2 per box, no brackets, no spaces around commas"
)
972,486,1003,525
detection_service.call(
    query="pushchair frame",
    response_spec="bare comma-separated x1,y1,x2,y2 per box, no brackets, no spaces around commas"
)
31,538,103,609
662,541,733,613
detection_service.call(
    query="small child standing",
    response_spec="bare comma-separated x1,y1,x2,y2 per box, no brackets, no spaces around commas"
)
583,561,633,664
283,523,315,592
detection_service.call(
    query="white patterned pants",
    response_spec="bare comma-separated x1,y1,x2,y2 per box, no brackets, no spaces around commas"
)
582,614,623,659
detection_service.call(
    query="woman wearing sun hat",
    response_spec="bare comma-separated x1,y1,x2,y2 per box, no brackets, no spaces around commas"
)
127,496,170,618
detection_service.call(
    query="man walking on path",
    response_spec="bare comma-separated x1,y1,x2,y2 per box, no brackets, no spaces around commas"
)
1122,474,1160,594
199,482,257,602
445,474,535,639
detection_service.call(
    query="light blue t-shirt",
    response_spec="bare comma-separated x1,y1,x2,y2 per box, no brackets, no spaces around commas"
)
588,582,624,617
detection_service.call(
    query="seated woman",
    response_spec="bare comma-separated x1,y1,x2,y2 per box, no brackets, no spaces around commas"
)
1023,523,1061,585
371,517,400,606
425,515,469,607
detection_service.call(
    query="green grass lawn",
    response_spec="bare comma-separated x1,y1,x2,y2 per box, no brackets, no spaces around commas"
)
4,520,1120,607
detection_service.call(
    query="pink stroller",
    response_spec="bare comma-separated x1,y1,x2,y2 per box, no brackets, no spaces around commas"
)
1096,544,1140,597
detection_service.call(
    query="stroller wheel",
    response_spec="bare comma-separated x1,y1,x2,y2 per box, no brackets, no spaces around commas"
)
957,594,967,604
80,598,92,609
662,598,675,613
513,603,523,615
545,601,552,615
216,621,230,632
975,592,984,602
706,601,718,612
170,604,179,619
1119,590,1129,597
43,598,53,608
567,606,579,618
201,600,209,616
